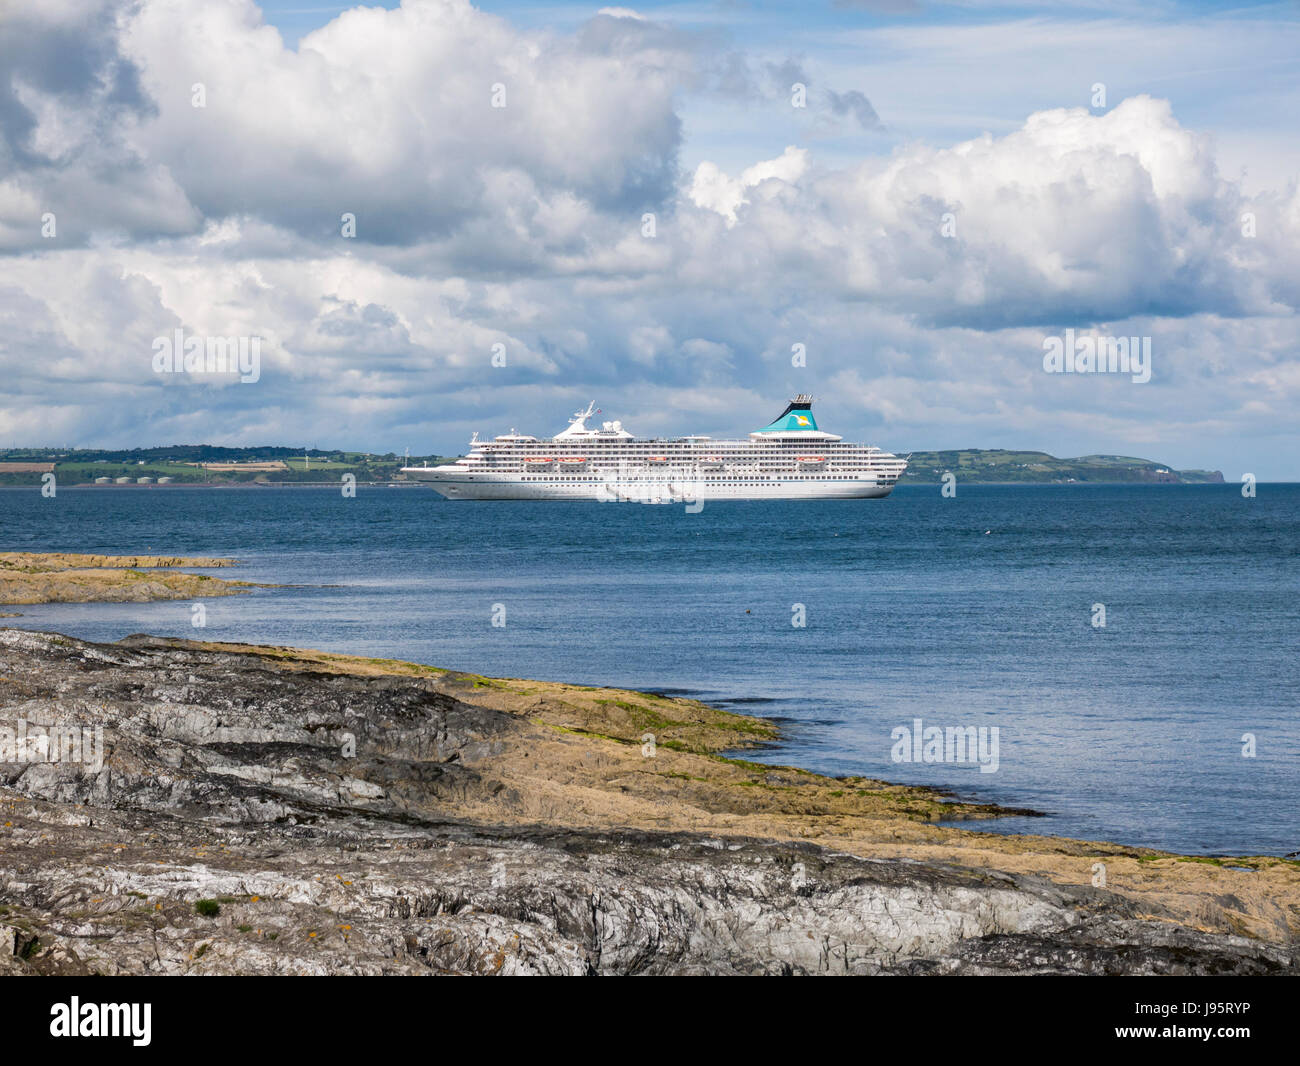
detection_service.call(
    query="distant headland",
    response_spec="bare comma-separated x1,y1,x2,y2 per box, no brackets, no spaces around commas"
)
900,449,1223,485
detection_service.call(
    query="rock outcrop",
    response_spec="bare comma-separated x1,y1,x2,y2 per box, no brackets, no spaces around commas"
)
0,553,250,605
1,628,1295,975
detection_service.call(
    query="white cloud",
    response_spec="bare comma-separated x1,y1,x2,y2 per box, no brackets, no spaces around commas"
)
685,96,1297,328
1,0,689,252
690,146,808,224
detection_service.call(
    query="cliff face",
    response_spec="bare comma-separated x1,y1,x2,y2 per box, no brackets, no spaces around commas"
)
1,628,1294,976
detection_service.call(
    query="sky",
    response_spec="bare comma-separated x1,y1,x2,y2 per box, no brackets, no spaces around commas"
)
1,0,1297,476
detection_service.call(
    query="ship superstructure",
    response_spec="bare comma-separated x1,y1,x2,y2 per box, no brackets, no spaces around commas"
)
400,396,907,501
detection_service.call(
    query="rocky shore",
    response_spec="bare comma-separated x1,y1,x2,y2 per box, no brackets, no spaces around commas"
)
0,552,255,606
1,627,1296,975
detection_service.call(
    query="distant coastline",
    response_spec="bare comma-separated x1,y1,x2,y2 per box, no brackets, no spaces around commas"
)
1,445,1224,487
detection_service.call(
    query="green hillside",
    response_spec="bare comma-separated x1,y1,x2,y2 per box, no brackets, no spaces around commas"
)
900,449,1224,484
0,446,452,486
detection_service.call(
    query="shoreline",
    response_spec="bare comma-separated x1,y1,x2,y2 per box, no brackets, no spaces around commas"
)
142,634,1291,864
0,552,1285,859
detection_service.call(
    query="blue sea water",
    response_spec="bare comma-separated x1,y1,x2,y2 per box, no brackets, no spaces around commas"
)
2,483,1297,856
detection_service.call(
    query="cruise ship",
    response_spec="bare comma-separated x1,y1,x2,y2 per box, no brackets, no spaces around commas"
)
400,396,907,501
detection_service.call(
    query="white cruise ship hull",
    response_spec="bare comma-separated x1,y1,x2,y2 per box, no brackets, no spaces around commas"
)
402,469,896,501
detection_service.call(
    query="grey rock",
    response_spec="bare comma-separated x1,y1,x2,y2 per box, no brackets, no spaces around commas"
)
1,628,1294,976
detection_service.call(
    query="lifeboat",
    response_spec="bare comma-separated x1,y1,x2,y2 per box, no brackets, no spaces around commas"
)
523,457,554,468
796,455,827,466
698,455,724,468
647,455,669,464
557,456,587,466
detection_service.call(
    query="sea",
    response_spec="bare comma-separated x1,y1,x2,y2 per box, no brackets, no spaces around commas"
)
2,482,1297,857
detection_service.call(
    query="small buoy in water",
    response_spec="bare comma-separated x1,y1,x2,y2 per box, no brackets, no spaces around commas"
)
745,609,751,614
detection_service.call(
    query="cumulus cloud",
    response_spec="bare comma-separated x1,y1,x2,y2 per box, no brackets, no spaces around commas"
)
1,0,691,251
687,96,1296,328
689,146,808,224
0,0,201,249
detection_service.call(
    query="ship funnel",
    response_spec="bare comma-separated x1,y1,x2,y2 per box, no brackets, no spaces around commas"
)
754,395,818,434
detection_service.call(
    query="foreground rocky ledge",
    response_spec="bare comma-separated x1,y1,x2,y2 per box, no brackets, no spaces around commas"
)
0,553,252,606
1,628,1296,975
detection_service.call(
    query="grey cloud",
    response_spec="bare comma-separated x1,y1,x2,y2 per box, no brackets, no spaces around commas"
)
827,89,881,130
765,58,809,93
0,0,154,166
